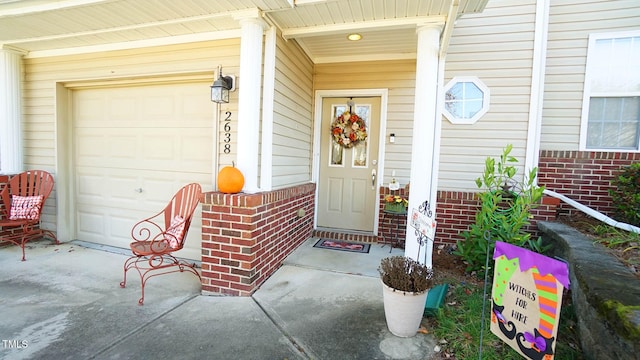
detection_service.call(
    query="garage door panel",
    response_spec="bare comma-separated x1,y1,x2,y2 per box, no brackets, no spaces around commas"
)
77,173,108,201
75,131,138,166
74,81,212,260
110,215,136,246
181,134,210,163
111,96,138,120
76,133,107,161
184,96,212,120
139,178,183,206
76,129,211,172
75,84,212,129
75,94,106,121
138,174,208,198
110,136,138,160
77,210,105,239
140,138,213,172
143,134,176,160
76,133,213,172
109,180,142,203
142,95,175,118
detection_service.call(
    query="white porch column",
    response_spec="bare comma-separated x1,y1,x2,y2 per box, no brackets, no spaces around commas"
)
260,26,277,191
235,15,266,193
405,24,442,267
0,47,25,174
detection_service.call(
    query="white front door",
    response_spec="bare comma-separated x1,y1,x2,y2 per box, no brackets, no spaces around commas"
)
72,81,213,260
317,97,381,232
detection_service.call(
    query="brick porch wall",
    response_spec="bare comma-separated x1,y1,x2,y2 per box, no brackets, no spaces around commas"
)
377,188,560,247
431,192,559,246
200,183,315,296
538,150,640,216
309,150,638,249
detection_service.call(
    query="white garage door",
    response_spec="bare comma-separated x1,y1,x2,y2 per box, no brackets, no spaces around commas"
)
73,81,214,260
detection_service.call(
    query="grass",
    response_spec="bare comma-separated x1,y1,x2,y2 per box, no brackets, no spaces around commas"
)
592,224,640,255
428,279,584,359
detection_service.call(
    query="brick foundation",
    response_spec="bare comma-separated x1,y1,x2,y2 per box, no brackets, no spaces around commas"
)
377,186,409,246
538,150,640,216
433,191,559,245
353,150,636,249
200,183,315,296
375,186,559,247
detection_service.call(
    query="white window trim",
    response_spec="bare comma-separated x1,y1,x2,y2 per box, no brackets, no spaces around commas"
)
580,30,640,152
442,76,490,125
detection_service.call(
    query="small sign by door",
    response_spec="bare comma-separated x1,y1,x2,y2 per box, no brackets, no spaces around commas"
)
410,207,436,240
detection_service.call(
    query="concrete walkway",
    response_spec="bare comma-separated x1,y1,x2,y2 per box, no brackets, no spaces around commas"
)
0,238,437,359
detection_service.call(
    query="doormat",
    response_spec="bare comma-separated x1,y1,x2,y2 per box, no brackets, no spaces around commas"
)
313,239,370,253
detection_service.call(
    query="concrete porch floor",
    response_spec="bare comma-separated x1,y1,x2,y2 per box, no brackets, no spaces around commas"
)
0,238,437,360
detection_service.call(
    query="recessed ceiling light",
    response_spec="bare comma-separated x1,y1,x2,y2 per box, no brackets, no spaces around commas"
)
347,33,362,41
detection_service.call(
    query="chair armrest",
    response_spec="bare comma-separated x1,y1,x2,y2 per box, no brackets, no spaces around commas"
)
130,211,186,250
131,218,164,242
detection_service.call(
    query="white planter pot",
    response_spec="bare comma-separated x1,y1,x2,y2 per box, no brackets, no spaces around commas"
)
381,280,429,337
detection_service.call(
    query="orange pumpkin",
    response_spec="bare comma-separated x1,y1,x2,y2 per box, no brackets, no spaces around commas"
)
217,163,244,194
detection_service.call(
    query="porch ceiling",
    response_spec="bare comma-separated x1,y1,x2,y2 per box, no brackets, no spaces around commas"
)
0,0,488,61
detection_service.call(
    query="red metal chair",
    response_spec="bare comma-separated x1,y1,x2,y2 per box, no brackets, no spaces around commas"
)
0,170,59,261
120,183,202,305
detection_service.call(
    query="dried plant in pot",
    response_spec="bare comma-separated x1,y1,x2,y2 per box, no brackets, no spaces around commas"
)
378,256,435,337
379,256,434,293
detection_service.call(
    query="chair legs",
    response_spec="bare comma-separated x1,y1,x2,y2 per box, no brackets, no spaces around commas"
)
2,226,59,261
120,254,201,305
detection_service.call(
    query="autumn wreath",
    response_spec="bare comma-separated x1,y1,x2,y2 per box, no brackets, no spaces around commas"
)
331,111,367,148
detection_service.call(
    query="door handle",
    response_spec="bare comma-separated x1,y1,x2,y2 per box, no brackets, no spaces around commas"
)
371,169,377,188
134,188,143,193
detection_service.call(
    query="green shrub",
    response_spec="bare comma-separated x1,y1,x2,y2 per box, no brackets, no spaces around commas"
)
609,163,640,227
453,144,546,273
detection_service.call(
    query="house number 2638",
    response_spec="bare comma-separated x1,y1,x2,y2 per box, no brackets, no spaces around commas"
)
223,111,231,154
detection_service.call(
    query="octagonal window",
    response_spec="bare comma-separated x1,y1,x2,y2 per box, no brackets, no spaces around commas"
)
443,76,490,124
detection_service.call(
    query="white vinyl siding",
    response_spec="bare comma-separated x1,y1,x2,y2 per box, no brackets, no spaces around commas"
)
314,60,417,186
541,0,640,151
441,0,537,191
271,33,314,189
22,39,240,236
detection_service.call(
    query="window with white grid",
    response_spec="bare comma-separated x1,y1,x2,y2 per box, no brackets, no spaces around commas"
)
582,31,640,151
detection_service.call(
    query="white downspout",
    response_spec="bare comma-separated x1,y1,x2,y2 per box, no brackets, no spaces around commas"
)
544,189,640,234
524,0,550,175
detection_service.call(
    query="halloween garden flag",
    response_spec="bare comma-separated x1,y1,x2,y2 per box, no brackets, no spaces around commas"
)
490,241,570,360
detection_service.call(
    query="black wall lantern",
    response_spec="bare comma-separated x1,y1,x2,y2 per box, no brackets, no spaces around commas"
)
210,66,235,104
